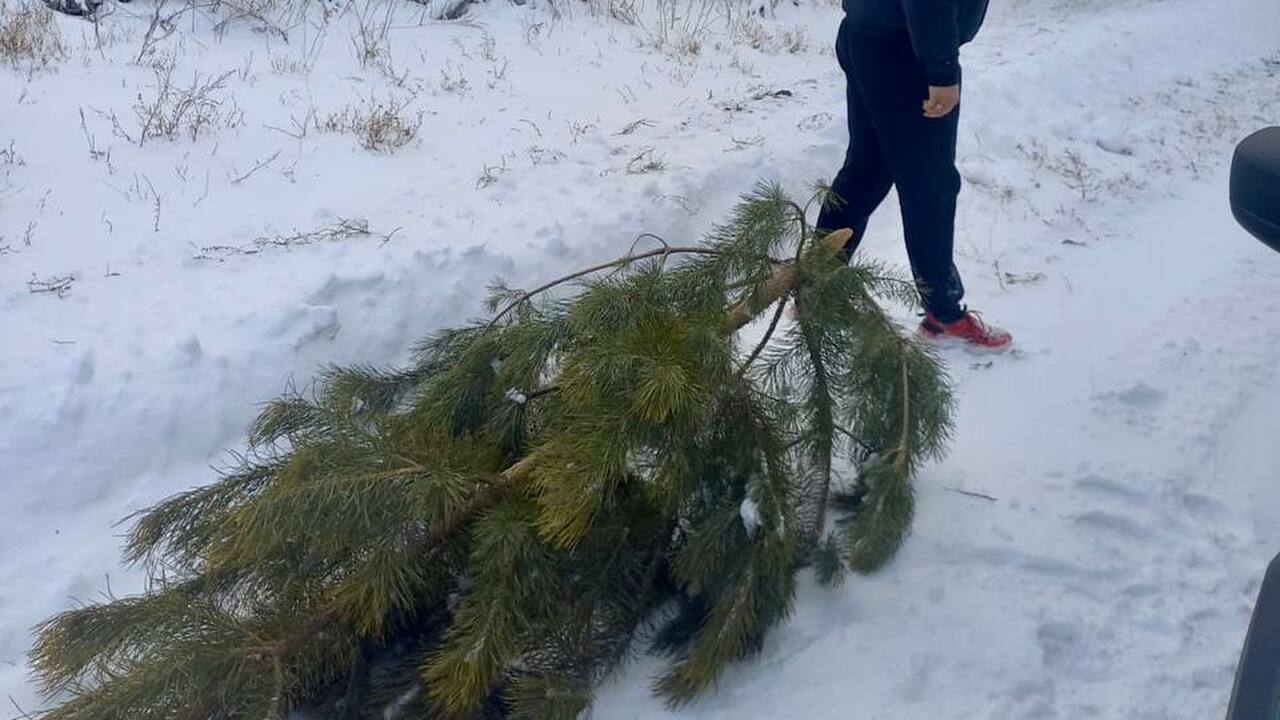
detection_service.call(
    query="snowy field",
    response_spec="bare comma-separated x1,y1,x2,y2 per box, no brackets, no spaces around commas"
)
1,0,1279,716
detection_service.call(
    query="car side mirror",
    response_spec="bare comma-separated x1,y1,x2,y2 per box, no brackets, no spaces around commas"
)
1226,553,1280,720
1231,127,1280,252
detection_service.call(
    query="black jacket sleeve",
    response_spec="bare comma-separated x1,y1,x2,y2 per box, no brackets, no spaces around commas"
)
901,0,961,86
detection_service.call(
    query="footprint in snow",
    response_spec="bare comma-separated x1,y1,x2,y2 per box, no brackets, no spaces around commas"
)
1113,382,1168,410
1071,509,1154,541
1072,474,1149,506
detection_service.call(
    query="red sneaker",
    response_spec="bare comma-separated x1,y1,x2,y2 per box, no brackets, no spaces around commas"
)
919,310,1012,353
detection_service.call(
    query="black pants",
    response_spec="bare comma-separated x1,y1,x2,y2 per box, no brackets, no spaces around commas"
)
818,19,966,323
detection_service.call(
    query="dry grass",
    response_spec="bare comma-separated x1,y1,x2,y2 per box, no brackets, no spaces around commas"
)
133,56,243,144
776,25,806,53
625,146,666,174
624,0,726,55
0,2,67,68
269,52,311,74
317,95,422,152
1,140,23,166
194,217,398,260
438,61,468,94
732,15,770,50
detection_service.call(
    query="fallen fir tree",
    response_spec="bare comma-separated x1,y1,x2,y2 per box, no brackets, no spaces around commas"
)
30,184,954,720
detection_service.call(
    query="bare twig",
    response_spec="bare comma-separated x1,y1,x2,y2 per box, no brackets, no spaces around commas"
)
143,174,161,232
28,273,75,297
134,0,196,65
77,109,108,162
614,118,654,135
517,118,542,137
625,147,665,174
194,218,392,260
89,2,106,61
736,295,788,376
263,111,312,140
86,106,134,144
942,486,998,502
476,158,506,188
193,169,211,207
0,141,22,166
230,149,281,185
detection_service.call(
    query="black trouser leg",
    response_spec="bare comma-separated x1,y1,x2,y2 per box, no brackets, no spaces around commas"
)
817,19,893,258
822,21,966,323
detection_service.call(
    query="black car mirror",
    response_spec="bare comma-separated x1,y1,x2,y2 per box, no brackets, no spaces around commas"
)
1231,127,1280,251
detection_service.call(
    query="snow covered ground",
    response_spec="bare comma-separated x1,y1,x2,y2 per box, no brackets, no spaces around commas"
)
1,0,1278,716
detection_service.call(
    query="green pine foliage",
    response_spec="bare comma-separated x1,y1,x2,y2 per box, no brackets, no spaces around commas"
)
30,183,954,719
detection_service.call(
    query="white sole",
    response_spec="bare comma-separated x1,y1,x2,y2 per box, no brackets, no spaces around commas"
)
918,332,1014,356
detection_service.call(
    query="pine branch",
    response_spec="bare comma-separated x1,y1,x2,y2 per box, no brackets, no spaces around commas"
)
785,200,809,260
243,454,542,661
798,308,835,538
474,229,852,545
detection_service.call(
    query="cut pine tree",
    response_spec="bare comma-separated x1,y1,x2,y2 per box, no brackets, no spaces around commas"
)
30,183,954,720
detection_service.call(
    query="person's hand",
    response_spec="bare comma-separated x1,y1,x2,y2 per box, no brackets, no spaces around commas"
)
923,84,960,118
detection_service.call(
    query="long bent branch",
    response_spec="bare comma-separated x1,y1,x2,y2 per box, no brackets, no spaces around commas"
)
487,245,723,330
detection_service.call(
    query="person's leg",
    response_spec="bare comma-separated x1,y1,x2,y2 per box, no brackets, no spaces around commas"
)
817,18,893,260
895,106,965,322
846,28,966,322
